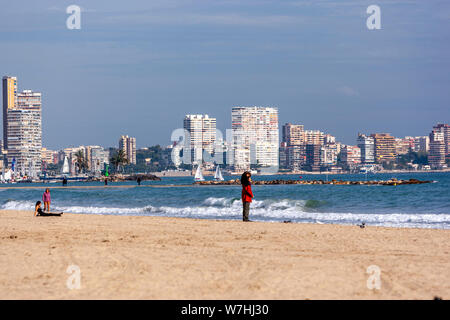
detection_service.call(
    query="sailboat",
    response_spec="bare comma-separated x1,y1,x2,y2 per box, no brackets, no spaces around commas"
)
194,165,205,181
214,165,224,181
62,156,70,175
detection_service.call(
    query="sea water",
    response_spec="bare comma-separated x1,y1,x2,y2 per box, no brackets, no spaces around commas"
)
1,172,449,229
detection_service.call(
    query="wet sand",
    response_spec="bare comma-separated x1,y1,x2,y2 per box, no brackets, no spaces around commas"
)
0,209,448,299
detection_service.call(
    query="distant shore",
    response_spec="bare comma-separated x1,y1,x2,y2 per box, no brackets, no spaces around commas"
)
150,169,450,177
1,209,449,299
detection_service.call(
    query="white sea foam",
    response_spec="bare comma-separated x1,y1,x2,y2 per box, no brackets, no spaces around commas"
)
2,198,449,229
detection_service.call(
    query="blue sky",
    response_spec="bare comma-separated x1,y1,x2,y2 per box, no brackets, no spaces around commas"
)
1,0,449,149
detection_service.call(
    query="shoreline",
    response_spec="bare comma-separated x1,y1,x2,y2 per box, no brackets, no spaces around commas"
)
1,209,449,299
1,208,447,231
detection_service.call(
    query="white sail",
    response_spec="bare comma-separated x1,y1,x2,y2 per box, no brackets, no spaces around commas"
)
214,165,224,181
194,165,205,181
62,156,70,174
3,169,12,181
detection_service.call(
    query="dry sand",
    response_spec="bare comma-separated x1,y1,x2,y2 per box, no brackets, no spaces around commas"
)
0,209,449,300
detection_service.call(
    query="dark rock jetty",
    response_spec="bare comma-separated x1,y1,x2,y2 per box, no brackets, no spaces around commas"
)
195,178,432,186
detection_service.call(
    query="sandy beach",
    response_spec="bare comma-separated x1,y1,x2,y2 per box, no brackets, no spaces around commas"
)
0,209,449,300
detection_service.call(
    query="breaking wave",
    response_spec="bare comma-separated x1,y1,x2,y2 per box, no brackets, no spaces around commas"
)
2,197,449,229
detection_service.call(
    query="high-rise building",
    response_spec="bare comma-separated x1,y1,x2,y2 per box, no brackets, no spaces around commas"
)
320,143,338,167
305,144,321,171
282,123,304,146
119,135,137,165
304,130,324,145
429,130,446,169
357,133,375,164
183,114,216,165
340,145,361,168
281,123,305,171
41,148,58,165
5,88,42,176
432,123,450,156
2,76,17,150
231,106,278,171
323,134,336,145
371,133,396,163
89,146,109,174
413,136,429,153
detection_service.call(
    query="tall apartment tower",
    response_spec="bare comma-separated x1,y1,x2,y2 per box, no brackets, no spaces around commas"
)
119,135,136,165
413,136,429,153
282,123,304,146
357,133,375,164
432,123,450,156
231,106,279,171
2,76,42,176
371,133,396,163
2,76,17,150
281,123,305,171
183,114,216,165
429,130,445,169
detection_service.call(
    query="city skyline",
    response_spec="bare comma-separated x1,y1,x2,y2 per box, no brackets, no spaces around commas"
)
1,1,449,149
3,76,447,155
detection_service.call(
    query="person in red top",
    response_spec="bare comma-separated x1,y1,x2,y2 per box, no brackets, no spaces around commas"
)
241,171,253,222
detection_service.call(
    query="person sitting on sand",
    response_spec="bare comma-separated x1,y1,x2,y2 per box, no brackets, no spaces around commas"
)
241,171,253,222
34,201,63,217
42,188,51,212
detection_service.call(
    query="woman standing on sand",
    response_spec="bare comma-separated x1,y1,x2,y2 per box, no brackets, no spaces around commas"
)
241,171,253,222
42,188,51,212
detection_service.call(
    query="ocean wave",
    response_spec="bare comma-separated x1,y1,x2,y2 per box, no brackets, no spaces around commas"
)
2,198,449,229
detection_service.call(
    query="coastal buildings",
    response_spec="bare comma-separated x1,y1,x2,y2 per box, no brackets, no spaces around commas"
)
3,83,42,176
304,130,324,145
281,123,306,171
119,135,137,165
2,76,17,150
305,144,321,171
183,114,216,165
432,123,450,157
357,133,375,164
320,143,339,167
429,130,446,169
340,145,361,168
231,106,278,171
371,133,396,164
282,123,304,146
88,146,110,174
41,148,58,165
395,137,414,155
413,136,429,153
280,123,339,171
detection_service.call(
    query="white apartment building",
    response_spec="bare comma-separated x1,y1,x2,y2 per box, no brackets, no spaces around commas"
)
231,106,279,171
357,133,375,164
320,144,338,167
183,114,216,165
340,145,361,167
6,90,42,176
413,136,429,153
119,135,137,165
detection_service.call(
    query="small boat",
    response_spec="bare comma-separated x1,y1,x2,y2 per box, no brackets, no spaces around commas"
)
194,165,205,182
214,165,224,181
62,156,70,174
